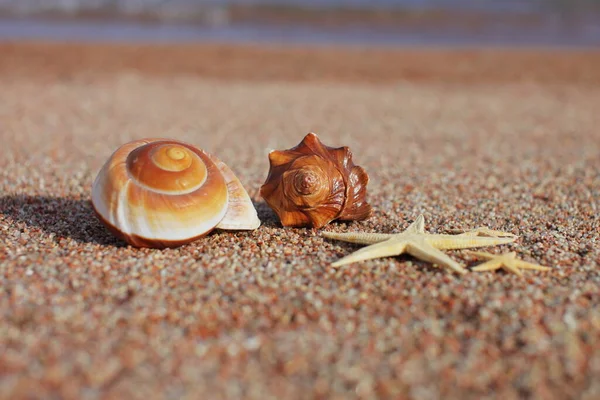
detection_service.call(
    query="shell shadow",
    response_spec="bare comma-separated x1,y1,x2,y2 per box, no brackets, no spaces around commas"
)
0,194,125,246
252,200,281,228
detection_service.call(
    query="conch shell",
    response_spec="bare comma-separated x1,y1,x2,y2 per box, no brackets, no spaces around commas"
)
91,138,260,248
260,133,372,228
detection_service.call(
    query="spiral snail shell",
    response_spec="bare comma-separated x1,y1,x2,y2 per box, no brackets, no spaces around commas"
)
260,132,372,228
91,138,260,248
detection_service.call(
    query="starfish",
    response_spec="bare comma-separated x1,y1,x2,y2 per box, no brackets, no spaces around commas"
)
321,214,517,275
466,251,551,277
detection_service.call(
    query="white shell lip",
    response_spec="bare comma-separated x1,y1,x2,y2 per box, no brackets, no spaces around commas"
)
91,138,261,247
209,152,261,231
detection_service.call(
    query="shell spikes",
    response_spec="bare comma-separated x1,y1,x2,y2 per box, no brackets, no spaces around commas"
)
260,132,372,229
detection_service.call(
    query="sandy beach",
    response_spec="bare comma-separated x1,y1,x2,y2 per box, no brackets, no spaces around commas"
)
1,42,599,399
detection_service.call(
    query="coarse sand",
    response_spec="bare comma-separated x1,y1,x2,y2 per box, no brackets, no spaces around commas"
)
1,42,599,400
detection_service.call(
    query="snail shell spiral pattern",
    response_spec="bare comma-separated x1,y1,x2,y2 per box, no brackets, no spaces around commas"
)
91,138,260,248
260,132,372,228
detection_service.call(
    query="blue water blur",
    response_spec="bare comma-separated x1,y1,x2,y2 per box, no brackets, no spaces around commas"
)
1,17,599,48
0,0,599,47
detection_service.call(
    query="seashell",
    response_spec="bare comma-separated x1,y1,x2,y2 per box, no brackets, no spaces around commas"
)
260,132,372,228
91,138,260,248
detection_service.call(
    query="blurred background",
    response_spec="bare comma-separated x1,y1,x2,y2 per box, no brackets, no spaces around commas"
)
0,0,599,46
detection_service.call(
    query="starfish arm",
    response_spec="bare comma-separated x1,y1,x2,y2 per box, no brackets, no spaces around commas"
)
451,227,517,238
406,241,467,275
329,240,407,267
464,250,497,260
406,215,425,234
514,260,551,271
502,260,524,277
471,259,504,271
321,231,394,245
425,234,516,250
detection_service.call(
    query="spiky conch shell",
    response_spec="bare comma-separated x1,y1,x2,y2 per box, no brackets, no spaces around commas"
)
260,132,372,228
91,138,260,248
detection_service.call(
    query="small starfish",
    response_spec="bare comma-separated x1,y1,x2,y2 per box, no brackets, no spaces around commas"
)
466,251,551,277
321,214,517,275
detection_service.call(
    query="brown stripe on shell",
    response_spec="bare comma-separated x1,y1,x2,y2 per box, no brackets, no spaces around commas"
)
127,141,207,193
92,203,212,248
92,138,153,228
124,150,228,234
